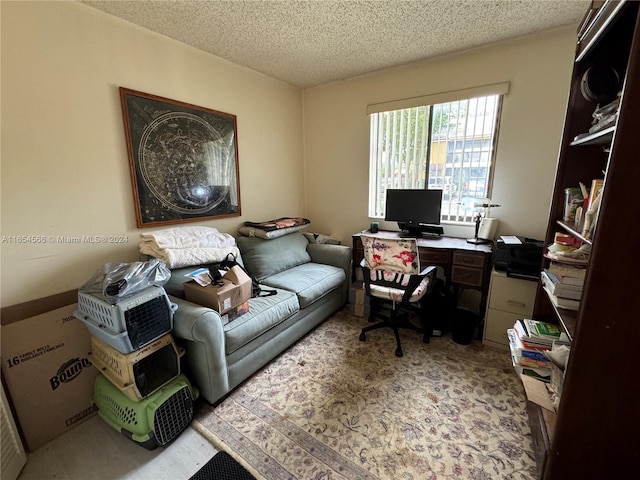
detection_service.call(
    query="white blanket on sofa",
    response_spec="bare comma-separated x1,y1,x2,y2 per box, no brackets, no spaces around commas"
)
140,226,239,268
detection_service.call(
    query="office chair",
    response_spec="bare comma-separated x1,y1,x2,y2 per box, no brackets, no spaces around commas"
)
359,235,437,357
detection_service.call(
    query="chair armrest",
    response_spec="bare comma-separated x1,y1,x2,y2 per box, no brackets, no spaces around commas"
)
360,263,438,303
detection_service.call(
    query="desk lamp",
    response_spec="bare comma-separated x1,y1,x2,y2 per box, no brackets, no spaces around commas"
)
461,198,501,244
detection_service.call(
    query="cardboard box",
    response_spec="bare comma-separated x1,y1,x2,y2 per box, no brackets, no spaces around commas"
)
1,303,99,451
184,266,251,314
349,303,371,318
220,301,250,326
349,282,370,306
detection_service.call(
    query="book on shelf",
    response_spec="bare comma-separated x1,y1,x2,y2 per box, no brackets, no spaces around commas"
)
587,179,604,212
541,271,583,300
581,178,604,240
542,270,583,289
547,263,587,283
508,329,552,380
544,251,589,266
508,329,551,364
544,269,584,287
517,366,551,383
513,319,557,348
524,318,562,341
543,285,581,311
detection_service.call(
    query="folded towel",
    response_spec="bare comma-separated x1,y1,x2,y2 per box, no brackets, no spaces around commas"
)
140,244,241,269
140,226,235,249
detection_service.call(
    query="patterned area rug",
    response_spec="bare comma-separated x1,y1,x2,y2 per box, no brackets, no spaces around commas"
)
192,308,536,480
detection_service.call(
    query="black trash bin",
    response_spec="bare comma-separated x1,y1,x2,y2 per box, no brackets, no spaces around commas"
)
421,279,454,336
451,308,479,345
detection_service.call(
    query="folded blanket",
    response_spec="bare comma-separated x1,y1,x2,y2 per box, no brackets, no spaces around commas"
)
139,225,239,268
140,226,235,249
244,217,310,232
140,244,240,269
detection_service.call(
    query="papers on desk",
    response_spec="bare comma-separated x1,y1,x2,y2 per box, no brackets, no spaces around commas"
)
500,235,522,245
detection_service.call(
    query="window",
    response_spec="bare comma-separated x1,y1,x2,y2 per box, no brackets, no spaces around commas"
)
368,91,504,223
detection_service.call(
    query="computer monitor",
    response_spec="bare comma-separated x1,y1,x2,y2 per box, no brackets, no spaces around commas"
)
384,189,444,236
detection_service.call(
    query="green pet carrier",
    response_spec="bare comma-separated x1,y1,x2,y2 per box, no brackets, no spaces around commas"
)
93,373,198,450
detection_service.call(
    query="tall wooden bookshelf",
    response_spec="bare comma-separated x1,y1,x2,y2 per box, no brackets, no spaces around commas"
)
530,1,640,478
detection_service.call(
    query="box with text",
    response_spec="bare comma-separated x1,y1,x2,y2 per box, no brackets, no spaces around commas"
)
1,304,99,451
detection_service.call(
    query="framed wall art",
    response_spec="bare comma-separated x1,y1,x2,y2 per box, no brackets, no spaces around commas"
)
119,87,241,228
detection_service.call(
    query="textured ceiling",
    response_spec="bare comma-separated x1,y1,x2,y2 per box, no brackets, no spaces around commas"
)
81,0,589,88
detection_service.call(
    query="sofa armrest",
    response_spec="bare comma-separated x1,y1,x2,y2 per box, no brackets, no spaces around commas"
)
307,244,352,302
307,243,352,274
169,296,230,404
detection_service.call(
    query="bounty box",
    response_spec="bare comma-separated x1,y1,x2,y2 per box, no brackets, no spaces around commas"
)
0,303,99,451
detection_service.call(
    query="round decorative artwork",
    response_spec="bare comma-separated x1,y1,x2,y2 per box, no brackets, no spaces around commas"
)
138,112,232,215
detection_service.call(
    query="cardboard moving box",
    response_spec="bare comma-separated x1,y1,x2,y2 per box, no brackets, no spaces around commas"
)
184,266,251,314
1,303,99,451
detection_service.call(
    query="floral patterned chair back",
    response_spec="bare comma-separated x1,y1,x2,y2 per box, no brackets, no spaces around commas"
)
361,236,430,302
361,235,420,274
359,235,436,357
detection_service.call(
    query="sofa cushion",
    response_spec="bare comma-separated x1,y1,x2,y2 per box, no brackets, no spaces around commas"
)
236,233,311,281
224,288,299,355
261,263,346,309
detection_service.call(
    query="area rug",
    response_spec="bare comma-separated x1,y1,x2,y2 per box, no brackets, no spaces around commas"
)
192,308,537,479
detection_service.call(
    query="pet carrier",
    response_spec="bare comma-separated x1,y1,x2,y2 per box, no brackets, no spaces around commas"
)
90,333,184,401
75,286,177,353
93,373,198,450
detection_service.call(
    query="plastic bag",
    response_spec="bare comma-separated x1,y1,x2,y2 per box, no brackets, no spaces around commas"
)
80,259,171,304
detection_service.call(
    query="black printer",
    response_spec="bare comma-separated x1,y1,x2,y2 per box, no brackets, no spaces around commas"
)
494,237,544,280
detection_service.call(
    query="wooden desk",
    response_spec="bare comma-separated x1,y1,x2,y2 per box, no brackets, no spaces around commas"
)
352,230,493,319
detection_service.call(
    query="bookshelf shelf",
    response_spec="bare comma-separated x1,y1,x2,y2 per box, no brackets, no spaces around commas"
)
569,126,615,146
576,0,628,61
555,220,593,245
531,1,640,478
544,293,577,340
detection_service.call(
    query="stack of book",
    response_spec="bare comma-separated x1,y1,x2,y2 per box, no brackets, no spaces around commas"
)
508,319,563,382
541,263,586,311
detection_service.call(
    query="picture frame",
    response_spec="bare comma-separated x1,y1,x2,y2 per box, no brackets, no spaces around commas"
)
119,87,241,228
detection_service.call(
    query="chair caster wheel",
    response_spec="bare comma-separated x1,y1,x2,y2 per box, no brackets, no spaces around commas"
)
422,335,430,344
395,349,403,357
359,332,366,341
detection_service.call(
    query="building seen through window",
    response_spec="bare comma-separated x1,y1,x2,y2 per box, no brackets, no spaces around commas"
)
369,94,502,223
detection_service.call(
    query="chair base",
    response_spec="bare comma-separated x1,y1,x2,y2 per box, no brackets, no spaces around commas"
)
359,302,430,357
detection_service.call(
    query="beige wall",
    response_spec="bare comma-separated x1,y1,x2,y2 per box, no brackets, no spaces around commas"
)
1,1,577,308
1,1,304,306
302,27,577,244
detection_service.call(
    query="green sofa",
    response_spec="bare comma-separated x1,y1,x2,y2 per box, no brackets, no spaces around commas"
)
165,232,351,405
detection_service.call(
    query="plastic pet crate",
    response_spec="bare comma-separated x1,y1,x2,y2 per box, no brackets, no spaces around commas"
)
90,333,183,401
75,286,177,353
94,373,198,450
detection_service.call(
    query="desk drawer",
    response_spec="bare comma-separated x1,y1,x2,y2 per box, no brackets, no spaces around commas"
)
453,252,485,268
451,265,483,287
419,250,451,265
